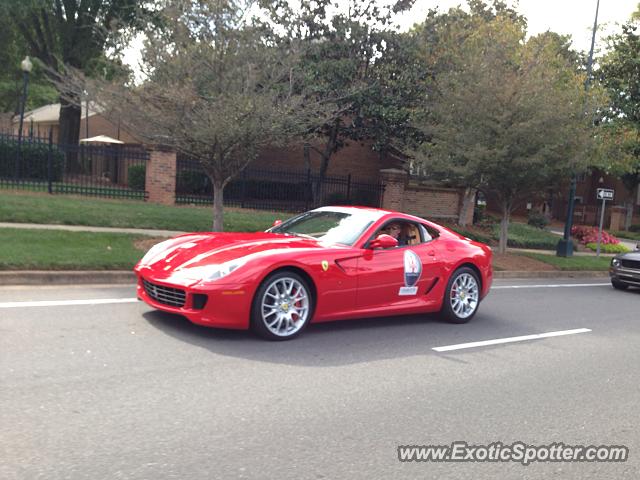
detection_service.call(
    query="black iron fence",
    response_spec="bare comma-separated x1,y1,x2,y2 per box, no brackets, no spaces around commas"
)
176,157,385,212
0,131,148,200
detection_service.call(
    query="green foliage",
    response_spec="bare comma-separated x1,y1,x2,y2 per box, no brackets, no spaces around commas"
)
491,223,567,250
177,169,210,195
127,164,145,191
527,212,550,229
1,0,147,142
595,16,640,202
585,242,631,254
611,229,640,241
0,140,63,180
0,12,58,113
411,3,592,252
447,225,493,244
265,0,421,175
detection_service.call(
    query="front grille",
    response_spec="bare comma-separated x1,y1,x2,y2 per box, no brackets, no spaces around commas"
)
143,279,186,307
620,259,640,270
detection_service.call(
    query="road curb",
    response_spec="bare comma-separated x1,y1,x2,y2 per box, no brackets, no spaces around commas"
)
0,271,136,286
0,269,609,286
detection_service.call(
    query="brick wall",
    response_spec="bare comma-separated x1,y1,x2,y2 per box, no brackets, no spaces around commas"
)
255,140,402,183
146,149,176,205
404,182,462,220
380,169,467,222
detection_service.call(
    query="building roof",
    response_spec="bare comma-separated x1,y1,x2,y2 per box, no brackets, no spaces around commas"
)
13,103,101,124
79,135,124,144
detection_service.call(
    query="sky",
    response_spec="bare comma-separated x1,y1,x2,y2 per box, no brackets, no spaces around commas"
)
123,0,638,75
395,0,638,54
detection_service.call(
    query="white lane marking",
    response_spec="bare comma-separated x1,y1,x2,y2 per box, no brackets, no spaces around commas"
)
493,283,609,289
433,328,592,352
0,298,138,309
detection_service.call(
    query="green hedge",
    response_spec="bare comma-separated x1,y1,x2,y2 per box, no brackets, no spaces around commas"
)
492,222,564,250
177,169,210,195
127,165,146,191
0,139,64,181
585,242,631,254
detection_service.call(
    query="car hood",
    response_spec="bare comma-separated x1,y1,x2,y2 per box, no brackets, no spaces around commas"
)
137,232,335,281
617,251,640,261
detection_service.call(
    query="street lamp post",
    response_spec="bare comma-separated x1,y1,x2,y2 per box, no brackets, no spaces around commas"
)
16,56,33,179
556,0,600,257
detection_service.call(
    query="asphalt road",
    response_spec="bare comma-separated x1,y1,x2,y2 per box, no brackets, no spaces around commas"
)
1,279,638,480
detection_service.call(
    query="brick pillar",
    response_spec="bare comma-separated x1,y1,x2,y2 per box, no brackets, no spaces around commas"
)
145,148,177,205
609,206,625,232
379,168,408,211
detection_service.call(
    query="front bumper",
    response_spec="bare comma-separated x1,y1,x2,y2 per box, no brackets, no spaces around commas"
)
609,267,640,288
135,273,253,329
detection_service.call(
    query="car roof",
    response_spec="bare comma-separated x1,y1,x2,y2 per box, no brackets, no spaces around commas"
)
313,205,428,224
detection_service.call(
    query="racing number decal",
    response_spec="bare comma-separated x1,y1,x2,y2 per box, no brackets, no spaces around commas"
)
399,250,422,296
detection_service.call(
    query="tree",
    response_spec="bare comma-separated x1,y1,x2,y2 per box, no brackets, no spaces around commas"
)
74,0,304,231
411,0,527,226
264,0,419,201
0,13,57,115
3,0,147,149
412,5,591,252
597,15,640,230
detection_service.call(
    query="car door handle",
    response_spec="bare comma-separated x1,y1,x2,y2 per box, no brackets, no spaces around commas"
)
427,250,435,257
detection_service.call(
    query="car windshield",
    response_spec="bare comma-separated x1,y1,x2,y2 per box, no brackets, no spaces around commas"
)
270,210,373,246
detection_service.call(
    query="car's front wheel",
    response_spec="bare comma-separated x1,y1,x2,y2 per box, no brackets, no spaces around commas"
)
251,271,313,340
441,267,481,324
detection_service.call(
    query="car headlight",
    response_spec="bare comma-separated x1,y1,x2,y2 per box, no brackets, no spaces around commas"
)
611,258,621,268
203,259,246,281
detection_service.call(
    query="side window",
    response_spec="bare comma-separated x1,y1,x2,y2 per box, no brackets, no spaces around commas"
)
419,224,439,242
373,220,438,248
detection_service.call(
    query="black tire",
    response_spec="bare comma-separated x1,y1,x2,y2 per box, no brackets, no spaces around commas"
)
440,267,481,324
250,271,314,341
611,280,629,291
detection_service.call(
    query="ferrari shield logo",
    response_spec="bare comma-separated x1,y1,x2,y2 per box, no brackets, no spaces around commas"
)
399,250,422,295
321,260,329,271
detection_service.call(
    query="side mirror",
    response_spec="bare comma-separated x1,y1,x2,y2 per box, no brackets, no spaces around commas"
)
368,234,398,249
272,219,282,227
636,243,640,251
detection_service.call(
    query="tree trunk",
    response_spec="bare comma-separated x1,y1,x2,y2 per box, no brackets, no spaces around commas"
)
498,206,510,254
458,187,475,227
313,120,339,206
58,95,82,172
212,182,224,232
624,200,634,231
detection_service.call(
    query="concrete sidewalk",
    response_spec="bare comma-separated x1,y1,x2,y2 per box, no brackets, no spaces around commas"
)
0,222,186,237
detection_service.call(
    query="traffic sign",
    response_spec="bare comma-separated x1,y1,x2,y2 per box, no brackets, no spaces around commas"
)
597,188,614,200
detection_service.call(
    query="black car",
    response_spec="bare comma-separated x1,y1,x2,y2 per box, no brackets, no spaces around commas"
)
610,244,640,290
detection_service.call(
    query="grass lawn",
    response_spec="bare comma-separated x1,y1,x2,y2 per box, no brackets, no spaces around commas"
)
517,252,612,271
611,230,640,242
0,228,147,270
0,192,286,232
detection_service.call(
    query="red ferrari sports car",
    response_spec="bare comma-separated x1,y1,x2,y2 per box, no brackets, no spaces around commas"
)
134,206,493,340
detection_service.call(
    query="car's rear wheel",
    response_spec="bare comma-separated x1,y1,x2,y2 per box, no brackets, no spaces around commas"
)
441,267,480,324
611,279,629,290
251,271,313,340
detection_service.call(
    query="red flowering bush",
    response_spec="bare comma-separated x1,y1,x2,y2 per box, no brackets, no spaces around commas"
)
571,225,620,245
